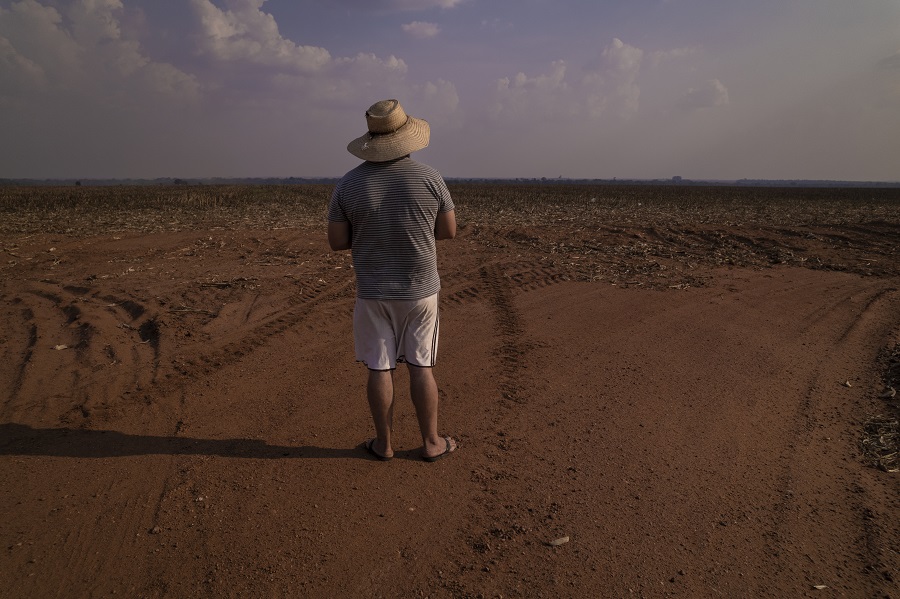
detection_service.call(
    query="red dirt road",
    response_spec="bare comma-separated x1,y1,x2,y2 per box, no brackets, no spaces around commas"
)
1,221,898,598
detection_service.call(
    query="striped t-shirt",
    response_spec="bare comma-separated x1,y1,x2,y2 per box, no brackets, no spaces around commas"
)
328,157,455,300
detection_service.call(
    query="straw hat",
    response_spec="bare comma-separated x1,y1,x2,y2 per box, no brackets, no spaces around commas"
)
347,99,430,162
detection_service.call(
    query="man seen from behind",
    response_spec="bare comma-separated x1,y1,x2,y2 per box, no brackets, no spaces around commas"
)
327,99,458,462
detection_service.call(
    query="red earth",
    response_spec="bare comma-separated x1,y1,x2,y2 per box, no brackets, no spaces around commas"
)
1,208,898,598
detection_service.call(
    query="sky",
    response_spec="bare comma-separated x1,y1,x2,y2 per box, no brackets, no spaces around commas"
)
1,0,898,181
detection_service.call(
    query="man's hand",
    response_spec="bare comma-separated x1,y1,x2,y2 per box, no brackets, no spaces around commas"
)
328,221,352,251
435,210,457,240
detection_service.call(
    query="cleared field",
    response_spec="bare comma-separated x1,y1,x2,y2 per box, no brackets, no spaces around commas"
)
1,183,898,597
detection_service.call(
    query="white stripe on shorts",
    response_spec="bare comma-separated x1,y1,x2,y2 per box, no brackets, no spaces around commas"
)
353,293,439,370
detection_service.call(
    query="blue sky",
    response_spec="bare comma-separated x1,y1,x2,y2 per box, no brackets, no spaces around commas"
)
1,0,898,180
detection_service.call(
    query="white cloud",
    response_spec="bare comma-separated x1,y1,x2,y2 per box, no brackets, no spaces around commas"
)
381,0,467,11
415,78,461,127
394,0,466,7
0,0,199,102
0,1,81,89
339,0,467,10
402,21,440,39
190,0,331,71
0,0,203,178
0,34,47,92
337,52,408,73
490,60,573,121
488,38,650,124
602,37,643,75
587,37,643,119
649,46,696,68
70,0,124,46
267,51,409,110
187,0,432,110
332,52,409,96
679,78,729,110
480,18,513,32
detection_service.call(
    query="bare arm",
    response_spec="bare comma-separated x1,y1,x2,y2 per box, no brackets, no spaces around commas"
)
327,221,352,251
435,209,457,240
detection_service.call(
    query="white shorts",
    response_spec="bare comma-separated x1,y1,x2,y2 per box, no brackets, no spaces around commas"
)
353,294,439,370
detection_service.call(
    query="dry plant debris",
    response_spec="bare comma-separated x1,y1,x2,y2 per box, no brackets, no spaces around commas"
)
1,182,898,290
861,416,899,472
862,341,900,472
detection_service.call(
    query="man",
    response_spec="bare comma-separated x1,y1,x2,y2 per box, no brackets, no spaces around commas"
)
327,99,458,462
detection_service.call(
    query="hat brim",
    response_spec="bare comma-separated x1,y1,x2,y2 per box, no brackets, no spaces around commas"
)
347,116,430,162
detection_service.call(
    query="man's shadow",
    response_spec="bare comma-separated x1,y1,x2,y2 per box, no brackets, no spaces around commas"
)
0,423,362,460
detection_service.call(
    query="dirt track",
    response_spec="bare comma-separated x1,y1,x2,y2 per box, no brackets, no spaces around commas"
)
1,189,899,597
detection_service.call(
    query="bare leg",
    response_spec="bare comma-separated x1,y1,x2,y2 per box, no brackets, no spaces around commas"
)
367,369,394,459
408,364,457,459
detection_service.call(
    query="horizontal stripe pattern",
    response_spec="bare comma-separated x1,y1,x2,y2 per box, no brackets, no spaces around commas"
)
328,157,454,300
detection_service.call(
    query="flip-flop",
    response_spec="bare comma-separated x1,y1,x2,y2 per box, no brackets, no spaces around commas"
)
363,438,391,461
423,436,457,462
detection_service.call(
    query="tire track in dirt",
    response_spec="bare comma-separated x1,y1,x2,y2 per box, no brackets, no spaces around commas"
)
436,263,569,595
760,282,900,595
443,261,569,307
158,276,356,398
835,287,898,343
479,264,528,404
1,307,37,420
0,265,354,429
1,283,162,426
442,257,567,409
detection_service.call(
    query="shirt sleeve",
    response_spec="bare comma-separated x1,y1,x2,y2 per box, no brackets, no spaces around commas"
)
327,181,348,222
431,173,454,213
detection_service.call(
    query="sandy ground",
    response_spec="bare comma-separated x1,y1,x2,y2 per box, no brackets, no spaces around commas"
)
1,210,898,598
